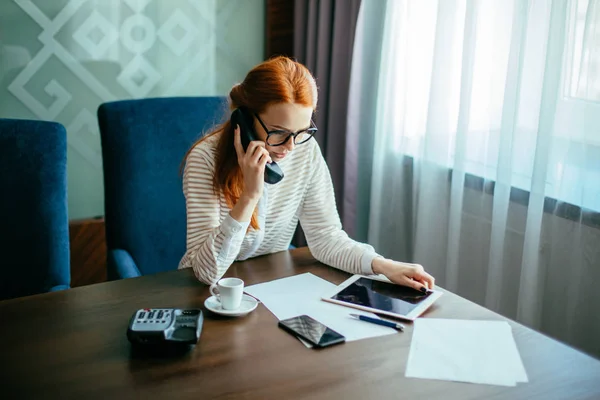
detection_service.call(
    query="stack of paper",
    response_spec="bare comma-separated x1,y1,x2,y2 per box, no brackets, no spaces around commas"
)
405,319,528,387
245,273,397,344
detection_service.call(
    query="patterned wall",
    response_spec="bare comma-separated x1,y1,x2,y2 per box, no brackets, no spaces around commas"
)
0,0,265,219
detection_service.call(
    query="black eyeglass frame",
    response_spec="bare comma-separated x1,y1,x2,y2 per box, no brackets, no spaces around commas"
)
254,113,318,146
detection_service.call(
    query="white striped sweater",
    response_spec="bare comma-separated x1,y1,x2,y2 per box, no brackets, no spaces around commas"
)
178,133,380,284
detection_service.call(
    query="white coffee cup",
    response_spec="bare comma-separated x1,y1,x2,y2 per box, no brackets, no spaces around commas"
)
209,278,244,310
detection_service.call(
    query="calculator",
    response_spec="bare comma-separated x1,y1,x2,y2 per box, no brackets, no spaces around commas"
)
127,308,203,346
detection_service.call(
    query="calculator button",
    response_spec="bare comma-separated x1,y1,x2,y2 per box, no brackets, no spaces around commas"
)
157,311,164,319
149,311,155,319
139,312,146,319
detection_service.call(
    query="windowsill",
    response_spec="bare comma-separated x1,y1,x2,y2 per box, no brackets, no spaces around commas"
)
399,154,600,230
460,171,600,229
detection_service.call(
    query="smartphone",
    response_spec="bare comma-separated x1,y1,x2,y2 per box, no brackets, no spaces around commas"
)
230,107,284,184
278,315,346,348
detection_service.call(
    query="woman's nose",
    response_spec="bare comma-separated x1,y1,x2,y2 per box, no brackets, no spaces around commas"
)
284,137,296,151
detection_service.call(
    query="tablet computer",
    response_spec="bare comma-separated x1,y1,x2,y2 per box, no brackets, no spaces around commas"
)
322,275,442,321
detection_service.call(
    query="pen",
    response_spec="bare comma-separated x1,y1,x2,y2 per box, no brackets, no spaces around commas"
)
350,314,405,331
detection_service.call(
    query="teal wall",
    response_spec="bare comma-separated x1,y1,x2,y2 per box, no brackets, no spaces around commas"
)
0,0,265,219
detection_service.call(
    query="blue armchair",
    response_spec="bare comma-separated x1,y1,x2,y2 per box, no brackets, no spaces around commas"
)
0,118,70,300
98,96,227,280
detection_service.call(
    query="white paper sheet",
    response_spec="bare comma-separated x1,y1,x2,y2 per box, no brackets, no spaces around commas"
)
405,319,528,387
245,273,397,344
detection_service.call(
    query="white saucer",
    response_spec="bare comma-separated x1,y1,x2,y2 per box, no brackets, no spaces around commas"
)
204,294,259,317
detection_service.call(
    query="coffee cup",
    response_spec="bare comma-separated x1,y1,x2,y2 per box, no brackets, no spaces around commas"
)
209,278,244,310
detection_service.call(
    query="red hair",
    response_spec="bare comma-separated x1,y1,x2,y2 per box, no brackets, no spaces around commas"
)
182,56,318,230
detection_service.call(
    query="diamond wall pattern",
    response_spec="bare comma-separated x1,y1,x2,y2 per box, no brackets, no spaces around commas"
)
0,0,265,218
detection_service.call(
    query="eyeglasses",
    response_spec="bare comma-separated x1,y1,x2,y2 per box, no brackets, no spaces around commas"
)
254,113,318,146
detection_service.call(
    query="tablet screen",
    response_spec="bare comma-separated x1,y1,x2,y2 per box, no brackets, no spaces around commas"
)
331,277,432,315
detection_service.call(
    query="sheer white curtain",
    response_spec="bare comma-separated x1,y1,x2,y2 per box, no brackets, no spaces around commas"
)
350,0,600,357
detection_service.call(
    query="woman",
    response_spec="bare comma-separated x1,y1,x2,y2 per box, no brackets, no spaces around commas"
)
179,56,435,291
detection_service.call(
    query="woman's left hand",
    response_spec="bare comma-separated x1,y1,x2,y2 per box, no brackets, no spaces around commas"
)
372,257,435,292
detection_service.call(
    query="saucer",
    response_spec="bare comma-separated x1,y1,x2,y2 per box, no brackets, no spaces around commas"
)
204,294,259,317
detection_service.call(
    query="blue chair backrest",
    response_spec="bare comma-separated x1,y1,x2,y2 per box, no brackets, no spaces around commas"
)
0,118,70,300
98,96,227,276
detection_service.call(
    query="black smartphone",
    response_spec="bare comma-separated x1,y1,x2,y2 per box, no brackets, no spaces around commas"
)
230,107,284,184
278,315,346,348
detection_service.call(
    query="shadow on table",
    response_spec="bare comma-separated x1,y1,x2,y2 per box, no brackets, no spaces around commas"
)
126,342,198,384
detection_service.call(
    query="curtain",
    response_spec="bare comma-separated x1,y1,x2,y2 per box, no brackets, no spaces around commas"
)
350,0,600,358
293,0,362,246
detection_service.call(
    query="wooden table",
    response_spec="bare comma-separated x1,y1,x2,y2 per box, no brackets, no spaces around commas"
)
1,248,599,399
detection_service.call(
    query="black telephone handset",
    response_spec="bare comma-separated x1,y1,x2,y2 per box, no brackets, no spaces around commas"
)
231,108,284,184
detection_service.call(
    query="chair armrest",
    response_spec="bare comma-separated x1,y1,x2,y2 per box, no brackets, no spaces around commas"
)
108,249,141,280
49,285,70,292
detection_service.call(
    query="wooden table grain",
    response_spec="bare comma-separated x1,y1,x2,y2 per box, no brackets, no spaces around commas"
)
1,248,599,400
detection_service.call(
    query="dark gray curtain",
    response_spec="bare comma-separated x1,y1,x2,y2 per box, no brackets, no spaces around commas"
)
293,0,362,246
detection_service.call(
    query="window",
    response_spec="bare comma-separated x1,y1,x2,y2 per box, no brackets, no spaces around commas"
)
389,0,600,211
565,0,600,102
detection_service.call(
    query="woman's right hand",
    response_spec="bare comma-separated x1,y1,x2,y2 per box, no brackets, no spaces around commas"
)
233,124,272,202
